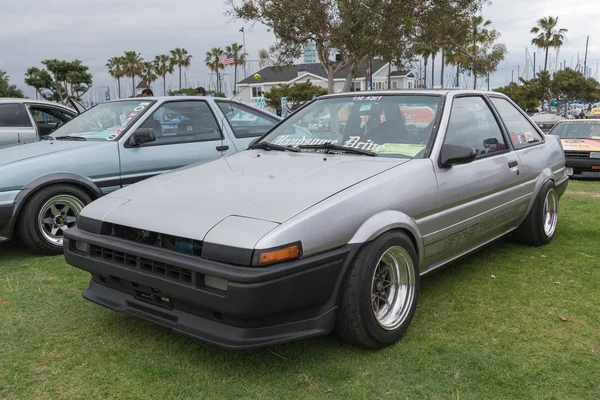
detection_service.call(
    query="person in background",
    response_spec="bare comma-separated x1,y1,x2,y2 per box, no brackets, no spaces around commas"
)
141,89,153,97
195,87,206,96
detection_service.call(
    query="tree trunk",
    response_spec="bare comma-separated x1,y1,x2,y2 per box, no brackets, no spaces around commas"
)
423,57,428,89
544,46,549,71
431,53,436,88
163,75,166,96
179,65,182,90
117,78,121,99
234,65,238,95
342,63,361,92
440,49,445,88
327,65,335,94
473,74,477,90
456,63,460,87
132,75,135,97
387,60,391,89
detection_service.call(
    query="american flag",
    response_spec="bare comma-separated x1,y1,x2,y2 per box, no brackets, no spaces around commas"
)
219,53,235,65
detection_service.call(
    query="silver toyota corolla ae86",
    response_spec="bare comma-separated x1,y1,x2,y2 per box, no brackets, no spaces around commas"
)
64,90,568,350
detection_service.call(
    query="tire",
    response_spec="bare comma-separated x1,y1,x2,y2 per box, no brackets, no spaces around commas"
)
335,231,420,349
17,184,92,255
514,180,558,247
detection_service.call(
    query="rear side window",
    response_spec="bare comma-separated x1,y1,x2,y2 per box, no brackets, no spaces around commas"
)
490,97,543,148
216,101,278,138
0,104,32,127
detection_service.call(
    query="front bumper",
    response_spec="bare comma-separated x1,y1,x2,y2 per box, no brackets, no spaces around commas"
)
565,157,600,179
64,227,359,349
0,204,15,243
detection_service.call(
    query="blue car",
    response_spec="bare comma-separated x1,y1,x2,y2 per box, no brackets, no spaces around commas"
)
0,96,280,254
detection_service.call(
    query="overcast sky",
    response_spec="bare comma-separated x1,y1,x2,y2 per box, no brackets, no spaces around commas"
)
1,0,599,99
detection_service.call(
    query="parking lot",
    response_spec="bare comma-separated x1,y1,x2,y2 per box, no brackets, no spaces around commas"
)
1,180,598,400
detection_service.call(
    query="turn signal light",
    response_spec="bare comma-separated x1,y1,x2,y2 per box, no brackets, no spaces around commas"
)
257,244,300,265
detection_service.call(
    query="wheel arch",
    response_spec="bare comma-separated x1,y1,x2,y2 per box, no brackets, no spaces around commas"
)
524,168,558,216
9,173,103,233
348,210,424,266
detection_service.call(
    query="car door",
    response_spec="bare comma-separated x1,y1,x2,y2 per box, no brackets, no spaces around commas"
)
422,95,529,271
0,103,37,145
488,96,550,198
214,100,280,149
118,99,234,187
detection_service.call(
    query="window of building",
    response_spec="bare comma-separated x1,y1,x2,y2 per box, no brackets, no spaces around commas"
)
392,81,398,89
251,87,263,98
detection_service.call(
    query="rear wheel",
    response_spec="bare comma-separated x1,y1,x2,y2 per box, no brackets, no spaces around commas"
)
515,180,558,246
17,185,91,255
335,231,419,349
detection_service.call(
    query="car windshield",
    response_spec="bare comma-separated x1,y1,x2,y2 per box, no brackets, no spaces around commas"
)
551,121,600,139
258,94,442,158
49,100,156,140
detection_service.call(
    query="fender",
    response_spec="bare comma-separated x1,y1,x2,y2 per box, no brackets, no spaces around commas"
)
523,168,557,217
348,210,425,265
10,172,104,224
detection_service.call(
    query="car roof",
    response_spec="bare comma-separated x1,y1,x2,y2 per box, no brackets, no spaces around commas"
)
105,96,231,103
0,98,75,108
319,89,507,100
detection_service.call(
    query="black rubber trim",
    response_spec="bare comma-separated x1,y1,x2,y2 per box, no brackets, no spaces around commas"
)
201,242,254,266
0,204,13,219
77,215,104,234
565,158,600,168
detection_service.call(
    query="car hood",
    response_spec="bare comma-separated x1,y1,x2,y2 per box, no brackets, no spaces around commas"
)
561,138,600,152
0,140,98,168
87,150,407,241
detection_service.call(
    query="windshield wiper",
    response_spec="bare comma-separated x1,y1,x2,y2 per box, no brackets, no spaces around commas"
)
248,141,301,152
54,136,87,141
298,142,378,157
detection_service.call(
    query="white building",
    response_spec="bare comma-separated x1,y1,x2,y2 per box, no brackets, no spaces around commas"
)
235,60,418,107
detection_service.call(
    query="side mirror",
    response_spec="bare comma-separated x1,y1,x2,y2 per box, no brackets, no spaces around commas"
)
440,144,477,168
128,128,156,147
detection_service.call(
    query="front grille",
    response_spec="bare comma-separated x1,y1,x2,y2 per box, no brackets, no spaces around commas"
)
90,245,194,285
565,151,591,159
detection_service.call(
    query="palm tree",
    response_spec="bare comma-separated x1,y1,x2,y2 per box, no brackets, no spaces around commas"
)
122,51,144,96
170,48,192,90
225,42,246,94
154,54,174,96
106,56,126,98
205,47,225,93
531,16,568,72
469,16,492,89
141,61,158,92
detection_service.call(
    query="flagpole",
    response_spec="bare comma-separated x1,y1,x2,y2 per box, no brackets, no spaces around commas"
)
242,27,247,79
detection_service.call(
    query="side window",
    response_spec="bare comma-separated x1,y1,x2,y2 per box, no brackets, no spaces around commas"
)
444,97,507,157
490,97,543,148
0,104,32,127
139,101,222,146
216,102,278,138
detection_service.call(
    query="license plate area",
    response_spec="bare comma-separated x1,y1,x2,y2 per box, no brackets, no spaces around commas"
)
110,276,174,309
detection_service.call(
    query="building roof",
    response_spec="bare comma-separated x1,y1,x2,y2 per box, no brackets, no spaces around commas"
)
136,81,150,89
239,59,394,84
390,70,414,77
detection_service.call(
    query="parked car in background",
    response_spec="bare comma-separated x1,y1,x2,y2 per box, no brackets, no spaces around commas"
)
548,119,600,178
64,90,568,350
0,97,280,254
587,107,600,119
0,98,82,147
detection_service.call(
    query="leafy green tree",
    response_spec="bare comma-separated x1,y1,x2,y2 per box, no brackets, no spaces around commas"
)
106,56,126,98
205,48,225,93
122,51,144,96
170,48,192,90
226,42,247,94
264,81,327,111
153,54,174,96
531,16,568,72
494,82,540,110
24,59,92,104
551,68,600,103
0,70,24,98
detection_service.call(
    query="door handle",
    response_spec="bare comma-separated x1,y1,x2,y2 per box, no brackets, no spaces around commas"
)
216,145,229,152
508,161,518,168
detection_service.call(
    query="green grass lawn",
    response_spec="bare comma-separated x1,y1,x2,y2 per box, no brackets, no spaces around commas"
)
1,181,599,400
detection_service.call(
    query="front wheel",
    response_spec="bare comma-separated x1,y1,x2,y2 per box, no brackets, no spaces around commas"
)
17,184,91,255
335,231,420,349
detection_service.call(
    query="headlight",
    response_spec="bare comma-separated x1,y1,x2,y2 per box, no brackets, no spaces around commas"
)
590,152,600,159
